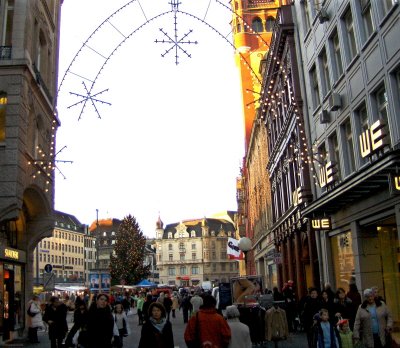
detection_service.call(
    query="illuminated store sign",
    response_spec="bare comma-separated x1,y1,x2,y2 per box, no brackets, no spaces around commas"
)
359,119,387,158
0,246,26,262
389,174,400,196
312,218,331,230
319,161,337,188
293,187,312,206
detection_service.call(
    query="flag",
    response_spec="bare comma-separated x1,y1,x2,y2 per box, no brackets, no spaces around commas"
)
227,237,244,260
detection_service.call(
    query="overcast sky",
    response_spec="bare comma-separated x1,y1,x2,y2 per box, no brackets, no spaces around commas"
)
55,0,245,237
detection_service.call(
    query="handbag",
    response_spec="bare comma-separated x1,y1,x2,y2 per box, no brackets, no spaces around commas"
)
186,312,201,348
27,304,36,317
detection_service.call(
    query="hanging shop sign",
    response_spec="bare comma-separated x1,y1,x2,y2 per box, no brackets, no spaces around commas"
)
0,246,26,263
319,161,337,188
388,173,400,196
293,186,312,206
359,119,387,158
311,218,331,230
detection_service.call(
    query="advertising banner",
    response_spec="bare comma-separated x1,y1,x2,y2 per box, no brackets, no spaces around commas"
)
230,275,263,304
101,273,111,290
89,273,100,291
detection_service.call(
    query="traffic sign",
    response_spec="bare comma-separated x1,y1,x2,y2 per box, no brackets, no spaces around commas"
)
44,264,53,273
43,272,55,291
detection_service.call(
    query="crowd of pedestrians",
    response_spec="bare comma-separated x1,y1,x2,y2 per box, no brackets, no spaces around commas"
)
25,281,394,348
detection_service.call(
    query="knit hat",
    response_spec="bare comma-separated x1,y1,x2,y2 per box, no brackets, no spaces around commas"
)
363,288,374,297
338,319,349,328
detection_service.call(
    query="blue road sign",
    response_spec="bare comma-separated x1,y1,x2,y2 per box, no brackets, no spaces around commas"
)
44,263,53,273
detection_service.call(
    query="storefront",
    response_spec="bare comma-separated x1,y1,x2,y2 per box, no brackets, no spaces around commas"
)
0,246,26,340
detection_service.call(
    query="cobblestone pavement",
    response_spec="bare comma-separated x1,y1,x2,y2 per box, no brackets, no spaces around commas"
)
7,308,307,348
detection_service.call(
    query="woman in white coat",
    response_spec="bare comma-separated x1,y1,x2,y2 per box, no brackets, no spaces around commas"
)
226,305,252,348
27,295,43,343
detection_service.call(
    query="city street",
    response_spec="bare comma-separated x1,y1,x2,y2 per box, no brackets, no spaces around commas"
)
8,307,308,348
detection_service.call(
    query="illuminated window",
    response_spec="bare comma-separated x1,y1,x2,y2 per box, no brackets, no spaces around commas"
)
0,93,7,142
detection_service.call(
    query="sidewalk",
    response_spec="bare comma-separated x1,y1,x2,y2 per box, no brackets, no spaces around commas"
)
2,308,308,348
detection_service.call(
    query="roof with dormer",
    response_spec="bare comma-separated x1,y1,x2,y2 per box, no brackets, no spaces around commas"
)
161,216,236,239
54,210,86,233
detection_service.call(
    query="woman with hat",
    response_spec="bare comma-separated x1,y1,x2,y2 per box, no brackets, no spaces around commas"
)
353,288,393,348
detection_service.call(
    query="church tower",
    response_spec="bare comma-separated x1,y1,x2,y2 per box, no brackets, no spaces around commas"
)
231,0,285,150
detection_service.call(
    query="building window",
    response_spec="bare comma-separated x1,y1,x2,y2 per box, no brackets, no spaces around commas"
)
302,1,311,33
310,65,320,109
328,132,341,182
179,242,184,252
359,0,374,40
230,263,234,271
252,17,263,33
380,0,395,17
221,263,226,271
168,267,175,276
191,266,199,274
192,253,196,260
341,119,356,175
180,254,185,261
343,8,357,62
212,263,217,272
191,231,196,238
331,231,355,291
330,30,343,79
169,254,173,261
265,16,275,32
180,266,186,275
355,103,369,165
319,48,331,95
2,0,14,47
191,243,196,250
373,86,391,146
168,232,172,239
168,243,173,251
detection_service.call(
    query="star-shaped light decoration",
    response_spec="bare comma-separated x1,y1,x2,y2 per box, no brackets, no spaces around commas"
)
68,81,111,120
155,0,198,65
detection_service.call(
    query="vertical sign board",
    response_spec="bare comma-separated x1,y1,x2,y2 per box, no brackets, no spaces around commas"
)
43,272,55,291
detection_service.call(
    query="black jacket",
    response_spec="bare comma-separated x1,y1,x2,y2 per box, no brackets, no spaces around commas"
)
42,303,68,339
138,320,174,348
86,305,114,348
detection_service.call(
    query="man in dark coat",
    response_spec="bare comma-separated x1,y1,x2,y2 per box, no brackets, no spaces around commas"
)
42,296,68,348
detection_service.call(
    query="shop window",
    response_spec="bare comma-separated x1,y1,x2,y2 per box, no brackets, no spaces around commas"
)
331,231,355,290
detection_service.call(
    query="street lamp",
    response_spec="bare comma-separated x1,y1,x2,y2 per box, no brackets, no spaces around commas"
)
238,237,252,275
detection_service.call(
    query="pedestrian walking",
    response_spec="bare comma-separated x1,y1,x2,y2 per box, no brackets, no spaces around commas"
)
86,293,115,348
112,303,130,348
301,287,322,348
184,294,231,348
312,308,341,348
181,293,192,323
337,319,353,348
27,295,43,344
42,296,68,348
163,293,173,321
134,293,145,325
64,299,89,348
142,293,154,324
353,288,393,348
138,302,174,348
226,305,252,348
190,291,203,317
171,294,179,319
283,280,297,332
333,288,355,329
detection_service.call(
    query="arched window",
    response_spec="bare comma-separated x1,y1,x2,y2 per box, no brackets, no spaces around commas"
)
266,16,275,32
236,23,242,33
252,17,263,33
191,231,196,238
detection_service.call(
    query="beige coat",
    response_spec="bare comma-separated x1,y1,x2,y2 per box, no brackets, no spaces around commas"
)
265,306,288,341
353,300,393,348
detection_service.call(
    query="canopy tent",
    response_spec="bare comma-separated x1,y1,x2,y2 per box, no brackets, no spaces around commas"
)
135,279,157,287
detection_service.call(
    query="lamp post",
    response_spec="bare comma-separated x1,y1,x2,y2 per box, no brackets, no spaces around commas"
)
238,237,252,275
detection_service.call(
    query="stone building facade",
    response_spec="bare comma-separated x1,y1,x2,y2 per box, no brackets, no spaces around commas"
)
155,213,239,287
0,0,62,340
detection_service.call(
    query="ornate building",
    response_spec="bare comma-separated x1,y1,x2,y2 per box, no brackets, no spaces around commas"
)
155,213,239,287
0,0,62,341
232,0,290,278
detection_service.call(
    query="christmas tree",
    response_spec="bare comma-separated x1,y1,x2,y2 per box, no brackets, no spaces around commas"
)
110,214,150,285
